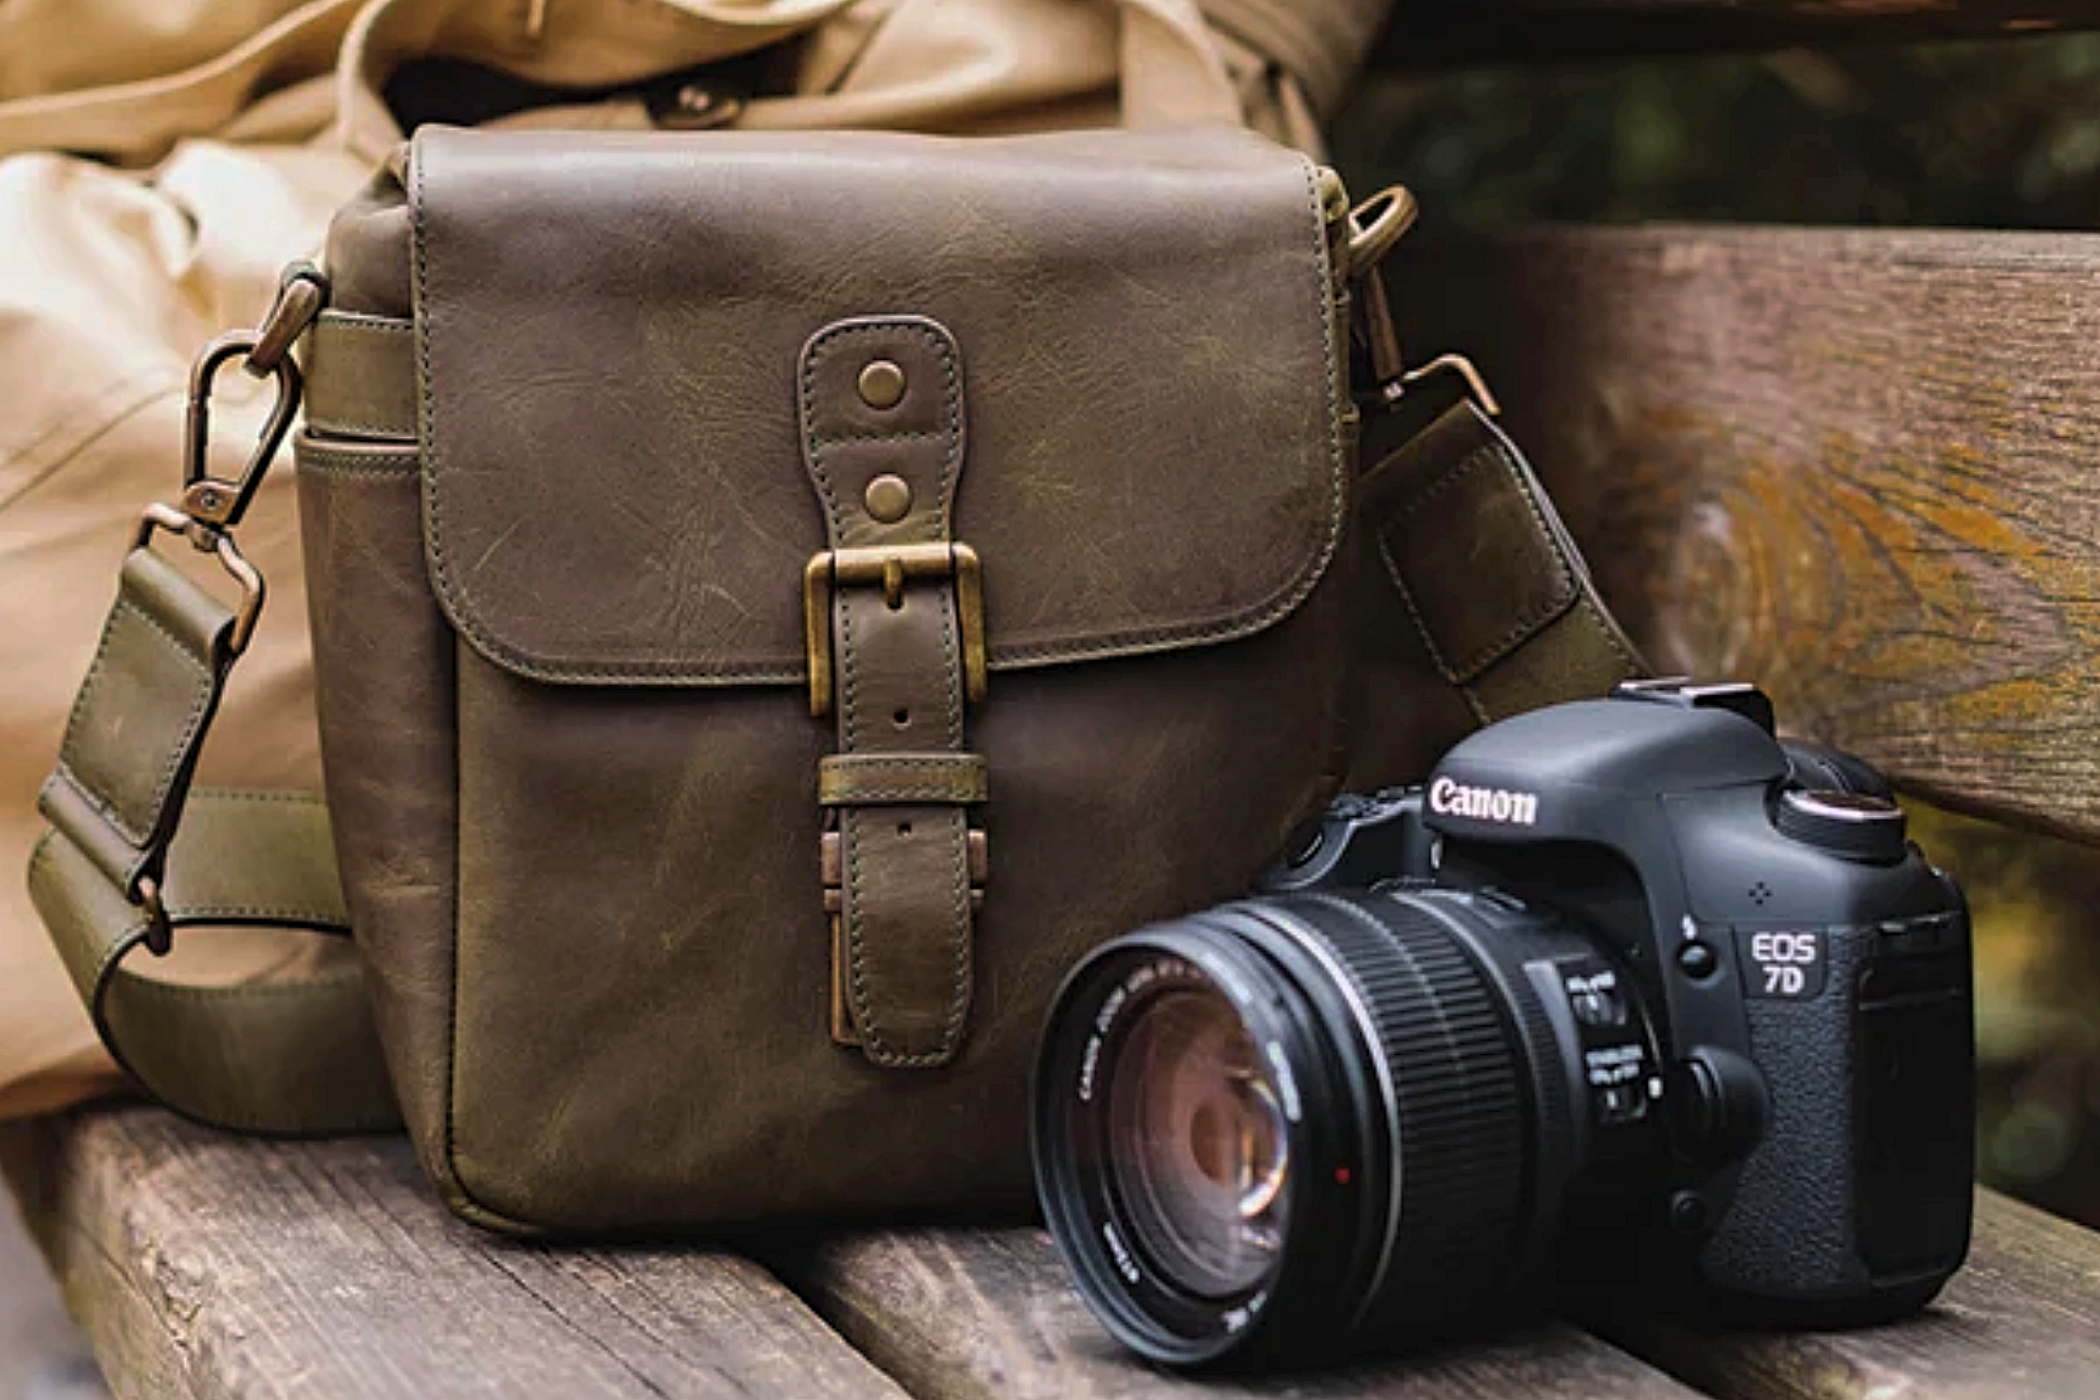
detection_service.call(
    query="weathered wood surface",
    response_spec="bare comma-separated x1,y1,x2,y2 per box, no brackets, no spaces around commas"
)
0,1106,909,1400
1377,1,2100,65
782,1201,2100,1400
0,1185,107,1400
14,1104,2100,1399
1602,1191,2100,1400
1396,226,2100,843
775,1227,1705,1400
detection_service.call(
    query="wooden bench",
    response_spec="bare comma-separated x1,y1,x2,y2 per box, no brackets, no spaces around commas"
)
7,1105,2100,1400
16,2,2100,1395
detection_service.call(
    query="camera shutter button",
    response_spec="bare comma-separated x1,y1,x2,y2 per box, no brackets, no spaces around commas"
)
1775,788,1908,864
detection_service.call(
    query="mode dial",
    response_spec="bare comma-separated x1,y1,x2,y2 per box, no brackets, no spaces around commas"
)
1774,788,1908,864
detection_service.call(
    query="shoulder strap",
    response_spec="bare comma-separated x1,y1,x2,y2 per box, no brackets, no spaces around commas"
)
28,260,1644,1138
28,269,399,1135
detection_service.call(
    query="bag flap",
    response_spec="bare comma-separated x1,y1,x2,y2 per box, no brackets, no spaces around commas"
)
410,124,1347,686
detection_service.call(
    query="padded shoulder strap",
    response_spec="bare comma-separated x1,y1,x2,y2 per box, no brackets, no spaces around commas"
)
29,537,398,1134
27,268,399,1135
1362,397,1648,723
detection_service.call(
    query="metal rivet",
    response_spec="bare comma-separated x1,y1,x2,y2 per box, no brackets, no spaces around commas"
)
865,474,912,523
858,360,906,410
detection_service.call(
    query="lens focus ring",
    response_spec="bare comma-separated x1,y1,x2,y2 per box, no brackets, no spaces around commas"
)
1274,894,1528,1333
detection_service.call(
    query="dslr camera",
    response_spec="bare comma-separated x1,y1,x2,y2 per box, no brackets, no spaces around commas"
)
1032,680,1973,1367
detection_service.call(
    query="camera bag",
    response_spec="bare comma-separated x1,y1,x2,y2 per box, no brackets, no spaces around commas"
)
28,123,1642,1233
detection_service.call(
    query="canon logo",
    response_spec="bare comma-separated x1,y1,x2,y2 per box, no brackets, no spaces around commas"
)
1429,776,1540,826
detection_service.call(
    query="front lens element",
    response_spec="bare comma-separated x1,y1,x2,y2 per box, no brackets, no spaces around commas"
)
1036,891,1574,1366
1103,986,1290,1298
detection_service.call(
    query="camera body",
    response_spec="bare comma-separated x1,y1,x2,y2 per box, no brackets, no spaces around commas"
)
1259,679,1974,1318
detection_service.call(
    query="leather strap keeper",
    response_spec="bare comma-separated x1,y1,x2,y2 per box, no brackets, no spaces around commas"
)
1364,400,1644,723
300,312,417,442
27,521,397,1135
819,754,989,807
39,529,250,933
799,315,984,1068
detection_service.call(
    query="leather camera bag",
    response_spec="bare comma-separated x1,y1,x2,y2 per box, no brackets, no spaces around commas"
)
30,123,1643,1233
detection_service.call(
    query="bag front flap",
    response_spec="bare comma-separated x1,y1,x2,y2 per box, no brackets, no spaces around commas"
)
410,124,1346,685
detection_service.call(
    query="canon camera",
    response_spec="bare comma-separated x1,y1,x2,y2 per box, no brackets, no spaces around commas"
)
1031,680,1974,1366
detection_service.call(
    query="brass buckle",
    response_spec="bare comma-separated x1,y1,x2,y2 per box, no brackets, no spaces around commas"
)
133,502,267,657
802,542,988,718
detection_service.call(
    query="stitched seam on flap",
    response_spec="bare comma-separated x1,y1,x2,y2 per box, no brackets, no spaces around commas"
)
982,158,1347,668
413,164,1346,688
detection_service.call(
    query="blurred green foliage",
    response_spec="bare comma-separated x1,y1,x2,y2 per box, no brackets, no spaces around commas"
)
1333,34,2100,229
1329,33,2100,1226
1912,805,2100,1225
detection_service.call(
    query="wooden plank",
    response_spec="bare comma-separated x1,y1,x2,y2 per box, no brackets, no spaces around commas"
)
1394,226,2100,842
773,1226,1706,1400
778,1196,2100,1400
0,1184,108,1400
1599,1190,2100,1399
0,1105,911,1400
1375,1,2100,66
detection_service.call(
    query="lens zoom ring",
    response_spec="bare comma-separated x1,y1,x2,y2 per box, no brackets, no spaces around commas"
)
1298,896,1528,1328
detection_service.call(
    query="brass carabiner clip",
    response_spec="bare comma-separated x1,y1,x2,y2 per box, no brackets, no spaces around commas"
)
178,262,326,530
180,330,302,531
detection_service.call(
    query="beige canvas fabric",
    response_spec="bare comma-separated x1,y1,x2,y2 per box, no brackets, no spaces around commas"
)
0,0,1396,1121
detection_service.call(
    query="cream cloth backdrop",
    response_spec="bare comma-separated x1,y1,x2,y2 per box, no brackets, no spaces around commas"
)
0,0,1395,1119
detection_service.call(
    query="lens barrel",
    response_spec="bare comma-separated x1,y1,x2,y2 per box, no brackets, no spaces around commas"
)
1034,889,1593,1365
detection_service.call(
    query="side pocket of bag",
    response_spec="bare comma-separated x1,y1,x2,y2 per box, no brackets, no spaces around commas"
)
295,432,473,1209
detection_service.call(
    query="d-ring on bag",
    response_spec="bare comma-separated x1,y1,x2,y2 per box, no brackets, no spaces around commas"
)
29,123,1643,1232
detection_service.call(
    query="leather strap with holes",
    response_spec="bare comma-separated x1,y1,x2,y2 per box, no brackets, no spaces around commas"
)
799,315,987,1069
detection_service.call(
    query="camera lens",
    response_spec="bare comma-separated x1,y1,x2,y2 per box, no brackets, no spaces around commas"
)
1101,984,1292,1298
1034,889,1609,1366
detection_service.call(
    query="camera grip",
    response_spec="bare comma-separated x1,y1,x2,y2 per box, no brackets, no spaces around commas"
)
1699,926,1972,1313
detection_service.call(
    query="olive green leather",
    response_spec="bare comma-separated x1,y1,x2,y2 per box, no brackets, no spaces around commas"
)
1365,399,1644,727
800,315,984,1065
31,123,1648,1234
25,528,396,1135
